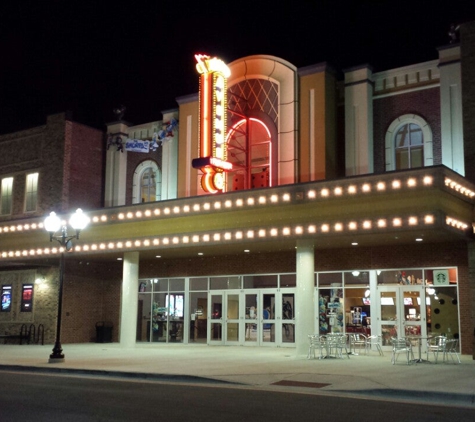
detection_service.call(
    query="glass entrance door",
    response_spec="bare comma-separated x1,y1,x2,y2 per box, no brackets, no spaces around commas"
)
377,286,426,350
208,290,243,345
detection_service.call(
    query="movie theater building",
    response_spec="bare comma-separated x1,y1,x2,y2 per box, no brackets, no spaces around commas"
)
1,22,474,357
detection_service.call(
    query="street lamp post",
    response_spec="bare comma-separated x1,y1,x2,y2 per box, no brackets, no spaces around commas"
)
44,208,89,363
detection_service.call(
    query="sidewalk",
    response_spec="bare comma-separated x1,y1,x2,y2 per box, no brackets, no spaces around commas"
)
1,343,474,407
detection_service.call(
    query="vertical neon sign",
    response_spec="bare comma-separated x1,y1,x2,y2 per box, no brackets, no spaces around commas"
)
192,54,232,193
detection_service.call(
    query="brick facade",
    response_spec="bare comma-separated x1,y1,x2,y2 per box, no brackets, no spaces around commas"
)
373,88,441,173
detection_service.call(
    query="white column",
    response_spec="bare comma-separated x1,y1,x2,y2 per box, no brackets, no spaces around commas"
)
439,45,464,176
295,240,315,355
120,251,139,347
344,65,374,176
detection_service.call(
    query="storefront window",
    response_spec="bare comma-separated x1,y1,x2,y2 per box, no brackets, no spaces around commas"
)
243,275,277,289
377,269,423,285
344,271,369,286
344,287,370,335
189,292,207,343
279,274,296,288
210,276,241,290
318,272,342,287
190,277,208,290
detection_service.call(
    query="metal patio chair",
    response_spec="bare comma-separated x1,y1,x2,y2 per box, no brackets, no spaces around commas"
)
391,337,413,364
426,335,446,363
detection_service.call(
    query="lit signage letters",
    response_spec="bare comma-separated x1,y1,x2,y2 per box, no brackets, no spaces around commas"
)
192,54,232,193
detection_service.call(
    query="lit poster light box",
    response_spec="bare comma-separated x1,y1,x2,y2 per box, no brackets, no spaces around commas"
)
380,297,395,305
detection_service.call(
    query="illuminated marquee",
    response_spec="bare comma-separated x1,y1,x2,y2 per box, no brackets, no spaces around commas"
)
192,54,232,193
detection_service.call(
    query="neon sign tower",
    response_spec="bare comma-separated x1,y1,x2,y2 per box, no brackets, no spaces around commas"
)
192,54,232,193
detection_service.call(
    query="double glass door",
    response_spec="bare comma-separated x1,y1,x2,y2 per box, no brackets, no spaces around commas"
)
208,290,295,346
377,286,426,349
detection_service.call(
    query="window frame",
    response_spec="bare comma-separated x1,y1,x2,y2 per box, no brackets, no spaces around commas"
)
24,172,39,213
385,114,433,172
132,160,161,204
1,176,14,215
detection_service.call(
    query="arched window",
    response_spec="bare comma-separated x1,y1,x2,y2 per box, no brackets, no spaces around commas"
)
385,115,433,171
133,160,161,204
226,118,272,191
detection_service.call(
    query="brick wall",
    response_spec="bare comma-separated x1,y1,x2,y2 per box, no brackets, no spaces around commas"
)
373,88,441,173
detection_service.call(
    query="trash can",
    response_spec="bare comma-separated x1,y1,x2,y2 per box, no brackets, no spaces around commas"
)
95,321,113,343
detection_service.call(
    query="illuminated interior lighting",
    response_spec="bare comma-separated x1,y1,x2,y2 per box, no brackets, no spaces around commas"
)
126,212,133,219
308,225,316,233
203,203,210,210
362,221,372,229
224,200,232,208
173,207,180,213
392,180,401,189
236,199,243,206
258,196,266,204
282,227,291,236
193,204,200,211
258,229,266,237
377,182,385,191
308,190,316,199
407,178,417,187
164,208,170,214
246,230,254,238
334,187,343,196
393,218,402,227
203,234,210,242
295,226,303,234
348,185,357,194
424,215,434,224
321,224,329,232
321,189,329,197
155,255,161,259
362,184,371,192
244,250,250,253
377,219,387,228
270,228,278,236
283,194,290,201
408,217,418,225
334,223,343,231
416,238,423,242
247,198,255,205
236,231,243,239
351,242,358,246
270,195,278,203
198,252,204,256
135,211,142,218
117,257,123,261
423,176,433,185
348,222,357,230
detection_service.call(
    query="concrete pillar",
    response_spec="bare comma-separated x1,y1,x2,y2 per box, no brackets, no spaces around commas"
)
344,65,374,176
295,240,315,355
120,251,139,347
104,121,129,207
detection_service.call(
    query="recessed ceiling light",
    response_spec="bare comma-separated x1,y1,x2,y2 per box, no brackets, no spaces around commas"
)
117,257,123,261
244,249,250,253
198,252,204,256
415,238,423,242
155,255,161,258
351,242,358,246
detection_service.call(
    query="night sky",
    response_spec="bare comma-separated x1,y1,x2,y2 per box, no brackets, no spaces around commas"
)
1,0,474,135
